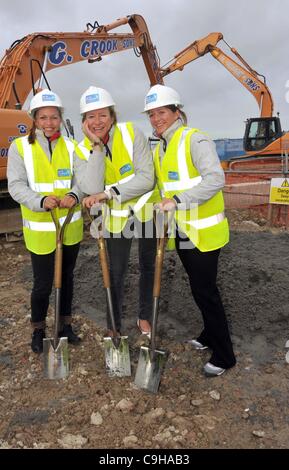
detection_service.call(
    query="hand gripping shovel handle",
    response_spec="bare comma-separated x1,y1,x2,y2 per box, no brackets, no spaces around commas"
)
51,206,75,347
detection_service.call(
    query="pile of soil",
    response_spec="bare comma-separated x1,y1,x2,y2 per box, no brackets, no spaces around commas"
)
0,210,289,449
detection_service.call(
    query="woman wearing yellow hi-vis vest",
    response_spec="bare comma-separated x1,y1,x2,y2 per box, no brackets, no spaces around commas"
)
74,86,160,337
7,89,83,353
144,84,236,377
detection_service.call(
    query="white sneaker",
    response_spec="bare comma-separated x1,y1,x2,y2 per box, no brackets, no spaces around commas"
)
203,362,226,376
188,339,208,350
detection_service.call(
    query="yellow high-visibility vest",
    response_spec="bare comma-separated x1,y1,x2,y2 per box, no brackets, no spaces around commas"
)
153,127,229,252
16,135,83,254
76,123,160,233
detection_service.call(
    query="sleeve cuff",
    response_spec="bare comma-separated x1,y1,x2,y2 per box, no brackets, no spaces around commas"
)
173,195,181,204
110,186,120,195
40,196,47,209
67,192,79,203
110,186,121,203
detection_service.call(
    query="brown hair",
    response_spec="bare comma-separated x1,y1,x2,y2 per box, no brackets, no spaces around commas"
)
82,106,117,125
28,107,62,144
166,105,187,126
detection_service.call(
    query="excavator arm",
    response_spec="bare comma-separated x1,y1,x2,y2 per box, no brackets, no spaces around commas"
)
0,14,163,186
0,14,162,110
160,32,273,118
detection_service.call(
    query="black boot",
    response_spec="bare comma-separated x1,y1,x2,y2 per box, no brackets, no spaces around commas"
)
59,324,81,344
31,328,45,353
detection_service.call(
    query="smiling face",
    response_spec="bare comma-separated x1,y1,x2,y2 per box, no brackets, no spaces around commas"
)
34,107,62,138
148,106,180,136
84,107,114,140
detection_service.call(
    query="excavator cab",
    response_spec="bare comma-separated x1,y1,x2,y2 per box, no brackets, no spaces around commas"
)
244,117,282,152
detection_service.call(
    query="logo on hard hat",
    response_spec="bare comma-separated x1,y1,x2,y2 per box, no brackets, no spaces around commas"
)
42,94,56,102
86,94,100,104
146,93,157,104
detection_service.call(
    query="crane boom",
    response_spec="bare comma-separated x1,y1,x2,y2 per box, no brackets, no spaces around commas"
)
0,14,163,185
0,14,162,110
160,32,273,117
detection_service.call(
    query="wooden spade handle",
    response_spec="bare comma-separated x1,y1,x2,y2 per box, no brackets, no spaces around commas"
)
98,237,111,289
52,207,74,289
153,235,166,297
54,240,63,288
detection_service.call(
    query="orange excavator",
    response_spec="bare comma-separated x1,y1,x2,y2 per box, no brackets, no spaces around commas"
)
0,14,162,192
159,32,289,184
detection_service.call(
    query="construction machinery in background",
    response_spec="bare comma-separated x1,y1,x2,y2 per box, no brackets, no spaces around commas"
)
1,18,288,230
159,32,289,223
0,14,164,236
159,32,289,184
0,14,162,194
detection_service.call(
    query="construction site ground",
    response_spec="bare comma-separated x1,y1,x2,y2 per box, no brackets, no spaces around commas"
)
0,208,289,451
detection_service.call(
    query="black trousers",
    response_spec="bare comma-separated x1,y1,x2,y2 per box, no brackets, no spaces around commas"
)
176,232,236,369
30,243,80,325
105,220,157,332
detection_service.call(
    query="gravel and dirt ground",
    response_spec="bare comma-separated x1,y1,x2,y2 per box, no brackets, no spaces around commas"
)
0,209,289,450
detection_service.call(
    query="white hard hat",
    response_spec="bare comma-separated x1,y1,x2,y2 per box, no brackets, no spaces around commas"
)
29,89,63,117
143,84,183,112
80,86,115,114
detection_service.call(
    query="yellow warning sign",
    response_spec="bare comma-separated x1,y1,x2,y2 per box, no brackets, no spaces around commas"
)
270,178,289,204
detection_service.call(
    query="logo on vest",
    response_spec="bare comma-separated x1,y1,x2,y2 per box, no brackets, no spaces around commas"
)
58,168,71,177
119,163,132,175
168,171,179,180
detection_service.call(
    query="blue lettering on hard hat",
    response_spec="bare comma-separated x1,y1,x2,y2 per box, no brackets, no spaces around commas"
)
58,169,71,177
42,94,56,102
146,93,157,104
119,164,132,175
85,94,99,104
49,42,67,65
168,171,179,180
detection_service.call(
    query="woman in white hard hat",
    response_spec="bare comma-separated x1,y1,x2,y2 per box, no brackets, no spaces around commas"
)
144,84,236,377
7,89,83,353
75,86,160,337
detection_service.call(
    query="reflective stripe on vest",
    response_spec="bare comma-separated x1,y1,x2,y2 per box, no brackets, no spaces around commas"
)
162,175,202,193
77,124,133,163
186,211,225,230
23,210,82,232
117,123,133,161
133,190,154,213
78,139,90,161
22,135,74,191
154,126,228,252
105,173,135,189
110,209,130,217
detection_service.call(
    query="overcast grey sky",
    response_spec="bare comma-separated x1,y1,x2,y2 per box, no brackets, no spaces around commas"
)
1,0,289,140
